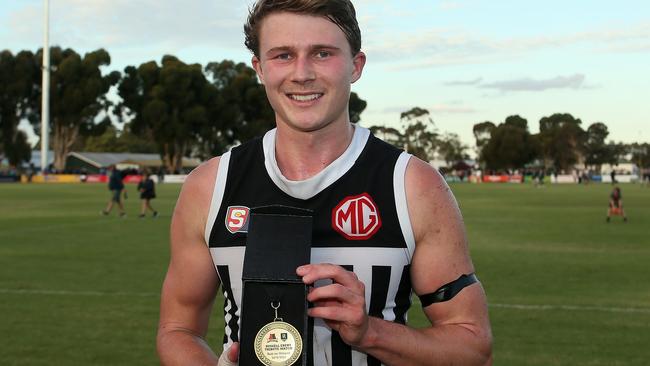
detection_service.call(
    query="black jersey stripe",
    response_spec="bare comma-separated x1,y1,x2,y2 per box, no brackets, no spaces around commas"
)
367,266,391,366
307,314,315,366
393,265,412,325
217,265,240,343
369,266,391,319
331,265,353,366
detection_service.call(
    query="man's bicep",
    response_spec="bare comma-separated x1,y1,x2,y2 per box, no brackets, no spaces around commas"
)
406,158,474,295
159,239,219,337
159,164,221,337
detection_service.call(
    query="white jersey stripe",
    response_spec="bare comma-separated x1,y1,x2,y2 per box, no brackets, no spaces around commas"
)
204,151,231,246
394,152,415,261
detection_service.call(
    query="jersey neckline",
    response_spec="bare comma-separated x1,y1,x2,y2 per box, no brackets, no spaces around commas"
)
262,126,370,200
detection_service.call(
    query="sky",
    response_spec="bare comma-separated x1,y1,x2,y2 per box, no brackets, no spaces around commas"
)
1,0,649,150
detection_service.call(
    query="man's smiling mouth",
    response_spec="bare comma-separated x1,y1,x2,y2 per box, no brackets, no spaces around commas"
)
287,93,324,102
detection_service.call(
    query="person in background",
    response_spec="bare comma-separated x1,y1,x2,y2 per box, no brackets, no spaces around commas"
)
138,171,158,218
607,185,627,222
101,165,126,218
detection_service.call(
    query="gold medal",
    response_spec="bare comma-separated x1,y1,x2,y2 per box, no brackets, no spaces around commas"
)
254,301,303,366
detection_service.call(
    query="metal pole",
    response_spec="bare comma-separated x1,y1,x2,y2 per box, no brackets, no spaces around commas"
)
41,0,50,173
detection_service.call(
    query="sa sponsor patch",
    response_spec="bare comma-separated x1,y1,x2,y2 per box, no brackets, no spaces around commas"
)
332,193,381,240
225,206,250,234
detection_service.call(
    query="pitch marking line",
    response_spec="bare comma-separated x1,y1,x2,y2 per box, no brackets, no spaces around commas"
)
3,289,650,314
0,288,157,297
489,303,650,314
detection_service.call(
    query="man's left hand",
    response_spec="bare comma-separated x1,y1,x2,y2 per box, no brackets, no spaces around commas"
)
297,264,370,348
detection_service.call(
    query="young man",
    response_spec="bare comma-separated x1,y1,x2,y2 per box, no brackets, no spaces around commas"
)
137,171,158,218
101,165,126,218
157,1,492,365
607,186,627,222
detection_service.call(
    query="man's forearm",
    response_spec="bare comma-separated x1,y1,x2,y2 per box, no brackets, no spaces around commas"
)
157,329,220,366
358,317,492,366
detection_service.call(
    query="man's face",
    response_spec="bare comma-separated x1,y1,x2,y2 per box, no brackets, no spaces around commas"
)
252,12,365,133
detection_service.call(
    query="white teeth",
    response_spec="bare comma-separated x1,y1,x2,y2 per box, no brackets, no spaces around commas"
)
289,94,322,102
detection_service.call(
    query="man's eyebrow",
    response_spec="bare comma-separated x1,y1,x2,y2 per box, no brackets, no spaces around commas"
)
311,44,341,51
265,44,342,55
266,46,294,55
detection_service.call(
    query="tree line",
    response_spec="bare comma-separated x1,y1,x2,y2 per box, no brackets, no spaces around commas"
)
472,114,650,172
0,47,366,172
2,47,648,173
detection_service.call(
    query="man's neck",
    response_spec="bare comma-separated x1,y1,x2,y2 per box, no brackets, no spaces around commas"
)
274,122,355,181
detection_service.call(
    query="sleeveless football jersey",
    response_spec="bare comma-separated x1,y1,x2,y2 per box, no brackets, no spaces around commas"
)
205,126,416,366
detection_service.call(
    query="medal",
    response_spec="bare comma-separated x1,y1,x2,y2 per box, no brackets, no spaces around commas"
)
254,301,303,366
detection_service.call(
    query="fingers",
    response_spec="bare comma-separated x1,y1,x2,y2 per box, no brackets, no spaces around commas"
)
297,264,364,292
306,282,364,306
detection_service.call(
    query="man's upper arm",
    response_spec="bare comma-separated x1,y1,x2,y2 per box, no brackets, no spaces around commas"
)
159,157,221,338
405,158,491,337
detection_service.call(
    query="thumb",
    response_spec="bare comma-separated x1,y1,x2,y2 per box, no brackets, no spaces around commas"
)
218,343,239,366
227,342,240,363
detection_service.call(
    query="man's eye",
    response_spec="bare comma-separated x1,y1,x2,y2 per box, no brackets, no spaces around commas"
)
316,51,331,58
276,53,291,60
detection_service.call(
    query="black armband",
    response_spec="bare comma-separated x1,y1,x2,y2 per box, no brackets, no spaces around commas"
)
418,273,479,307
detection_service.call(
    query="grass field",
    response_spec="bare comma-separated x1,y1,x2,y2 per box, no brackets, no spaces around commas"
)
1,182,649,365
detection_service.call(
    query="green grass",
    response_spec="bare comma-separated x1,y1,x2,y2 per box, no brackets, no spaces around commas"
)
1,182,649,365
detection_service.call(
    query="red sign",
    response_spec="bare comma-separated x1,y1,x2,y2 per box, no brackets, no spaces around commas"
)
332,193,381,240
86,175,108,183
225,206,250,234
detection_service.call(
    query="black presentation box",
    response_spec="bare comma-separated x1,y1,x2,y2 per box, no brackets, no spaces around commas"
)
239,205,313,366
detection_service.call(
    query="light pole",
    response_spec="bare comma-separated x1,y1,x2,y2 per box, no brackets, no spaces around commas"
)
41,0,50,173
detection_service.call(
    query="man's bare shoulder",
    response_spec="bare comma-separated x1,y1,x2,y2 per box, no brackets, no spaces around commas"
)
180,157,221,197
404,156,450,202
404,156,464,248
173,157,222,226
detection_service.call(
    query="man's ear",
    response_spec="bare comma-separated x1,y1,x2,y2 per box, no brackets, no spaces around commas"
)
252,56,264,85
351,51,366,84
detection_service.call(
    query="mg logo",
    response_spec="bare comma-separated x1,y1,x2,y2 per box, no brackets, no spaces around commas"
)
332,193,381,240
225,206,250,234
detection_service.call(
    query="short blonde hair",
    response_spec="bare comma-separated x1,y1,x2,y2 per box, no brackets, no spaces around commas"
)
244,0,362,58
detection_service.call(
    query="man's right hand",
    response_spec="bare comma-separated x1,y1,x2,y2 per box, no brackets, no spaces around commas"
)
218,342,240,366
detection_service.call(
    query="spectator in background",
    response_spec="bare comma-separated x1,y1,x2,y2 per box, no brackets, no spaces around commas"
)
157,167,165,184
101,165,126,218
610,169,617,184
138,171,158,218
607,185,627,223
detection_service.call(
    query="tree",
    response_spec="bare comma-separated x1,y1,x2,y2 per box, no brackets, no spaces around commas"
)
538,113,585,172
399,107,439,161
33,47,120,171
368,125,401,147
438,132,469,166
0,50,39,167
118,56,213,172
79,123,157,153
348,92,367,123
472,121,496,167
482,115,537,170
583,122,611,169
629,143,650,168
605,142,627,167
201,60,274,158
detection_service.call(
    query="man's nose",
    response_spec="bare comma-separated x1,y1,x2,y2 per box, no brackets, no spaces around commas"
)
291,56,316,83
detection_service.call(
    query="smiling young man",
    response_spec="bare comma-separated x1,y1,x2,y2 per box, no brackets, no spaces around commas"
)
157,1,492,365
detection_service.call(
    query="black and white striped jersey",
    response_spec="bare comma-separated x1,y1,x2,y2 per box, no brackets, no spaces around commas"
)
204,126,416,366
